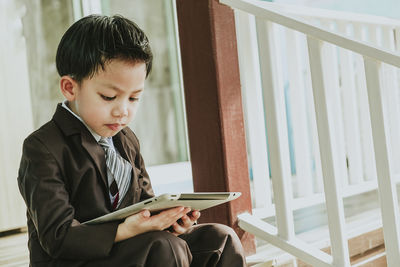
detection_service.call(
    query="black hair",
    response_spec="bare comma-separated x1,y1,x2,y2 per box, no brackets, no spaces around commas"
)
56,14,153,82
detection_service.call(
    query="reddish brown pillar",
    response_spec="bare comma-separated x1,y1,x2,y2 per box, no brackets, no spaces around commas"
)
176,0,256,254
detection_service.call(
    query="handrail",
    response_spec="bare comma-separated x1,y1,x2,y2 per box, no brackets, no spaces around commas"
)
220,0,400,68
237,0,400,27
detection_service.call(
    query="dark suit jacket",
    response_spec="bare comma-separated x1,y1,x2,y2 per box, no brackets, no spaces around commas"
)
17,104,154,264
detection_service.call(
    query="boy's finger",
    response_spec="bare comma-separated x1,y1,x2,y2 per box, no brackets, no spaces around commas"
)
168,207,190,220
151,207,185,225
166,209,191,228
179,215,192,228
125,209,151,224
152,206,183,218
141,209,151,218
168,206,186,215
172,222,186,235
189,210,201,221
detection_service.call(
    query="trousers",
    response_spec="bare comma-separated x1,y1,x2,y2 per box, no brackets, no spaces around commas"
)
51,223,246,267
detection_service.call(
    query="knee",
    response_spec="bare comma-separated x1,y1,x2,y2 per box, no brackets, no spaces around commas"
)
149,231,192,263
200,223,244,251
184,223,246,266
151,231,188,250
200,223,238,241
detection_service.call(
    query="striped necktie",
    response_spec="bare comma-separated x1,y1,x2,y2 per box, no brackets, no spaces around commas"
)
99,138,132,210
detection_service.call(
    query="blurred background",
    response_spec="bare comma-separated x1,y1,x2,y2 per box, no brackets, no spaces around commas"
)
0,0,190,232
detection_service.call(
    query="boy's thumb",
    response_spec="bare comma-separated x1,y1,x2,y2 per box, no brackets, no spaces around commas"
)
141,209,151,218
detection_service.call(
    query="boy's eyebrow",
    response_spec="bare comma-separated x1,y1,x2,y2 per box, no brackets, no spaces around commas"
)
104,84,143,93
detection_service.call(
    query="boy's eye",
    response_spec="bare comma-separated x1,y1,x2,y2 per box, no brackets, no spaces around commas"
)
129,97,139,102
101,95,116,101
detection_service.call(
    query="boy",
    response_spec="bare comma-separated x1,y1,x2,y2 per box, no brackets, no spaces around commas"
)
17,14,246,267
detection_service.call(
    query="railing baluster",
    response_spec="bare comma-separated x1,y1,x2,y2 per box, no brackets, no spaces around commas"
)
394,27,400,113
307,36,351,267
381,27,395,51
303,51,324,194
337,21,364,185
234,10,272,210
320,20,349,188
381,26,400,176
368,24,381,46
353,23,377,182
255,18,295,240
394,28,400,161
285,29,313,198
395,27,400,51
363,56,400,267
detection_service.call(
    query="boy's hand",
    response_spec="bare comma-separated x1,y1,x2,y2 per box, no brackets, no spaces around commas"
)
115,206,192,242
169,210,201,236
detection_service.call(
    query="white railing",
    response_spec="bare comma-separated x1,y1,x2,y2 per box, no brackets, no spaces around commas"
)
221,0,400,266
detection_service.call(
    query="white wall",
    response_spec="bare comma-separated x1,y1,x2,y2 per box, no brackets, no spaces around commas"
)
0,0,34,231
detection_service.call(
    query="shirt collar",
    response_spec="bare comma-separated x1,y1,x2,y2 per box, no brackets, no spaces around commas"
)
61,100,102,142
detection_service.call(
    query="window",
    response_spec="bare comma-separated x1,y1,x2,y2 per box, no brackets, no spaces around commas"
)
0,0,191,231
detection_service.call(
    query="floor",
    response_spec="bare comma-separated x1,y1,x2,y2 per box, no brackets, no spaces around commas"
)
0,230,29,267
0,229,274,267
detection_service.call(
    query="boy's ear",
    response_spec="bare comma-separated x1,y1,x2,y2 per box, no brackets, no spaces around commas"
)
60,76,78,101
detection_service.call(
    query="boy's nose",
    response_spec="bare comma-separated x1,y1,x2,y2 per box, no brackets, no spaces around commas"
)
112,104,128,117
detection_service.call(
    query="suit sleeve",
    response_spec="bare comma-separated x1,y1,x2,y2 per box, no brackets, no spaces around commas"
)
18,136,119,260
128,129,155,200
137,152,155,200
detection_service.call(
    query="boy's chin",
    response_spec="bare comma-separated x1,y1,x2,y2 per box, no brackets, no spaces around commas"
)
101,131,119,138
95,124,128,138
96,129,121,138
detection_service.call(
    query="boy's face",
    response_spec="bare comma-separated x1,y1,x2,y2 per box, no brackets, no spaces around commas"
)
64,59,146,137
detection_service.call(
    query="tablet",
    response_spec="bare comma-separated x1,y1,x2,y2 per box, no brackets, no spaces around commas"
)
83,192,241,225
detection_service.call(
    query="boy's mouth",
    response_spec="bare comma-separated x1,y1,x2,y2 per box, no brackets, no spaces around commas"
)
106,124,122,131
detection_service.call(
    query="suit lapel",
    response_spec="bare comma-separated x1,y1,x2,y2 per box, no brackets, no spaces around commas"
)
113,130,136,165
52,104,109,191
80,133,109,189
53,104,140,209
